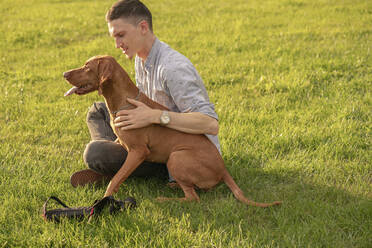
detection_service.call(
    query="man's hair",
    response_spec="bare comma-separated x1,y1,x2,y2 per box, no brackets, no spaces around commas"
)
106,0,153,32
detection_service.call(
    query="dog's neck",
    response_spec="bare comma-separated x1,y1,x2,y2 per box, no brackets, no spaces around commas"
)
109,90,141,116
100,65,140,117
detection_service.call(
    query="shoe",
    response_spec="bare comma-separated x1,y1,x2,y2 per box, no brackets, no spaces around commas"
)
70,169,111,188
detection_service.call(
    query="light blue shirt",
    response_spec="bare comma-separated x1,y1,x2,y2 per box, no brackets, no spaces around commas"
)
135,38,221,153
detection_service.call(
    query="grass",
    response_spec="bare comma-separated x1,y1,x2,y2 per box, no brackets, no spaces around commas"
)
1,0,371,247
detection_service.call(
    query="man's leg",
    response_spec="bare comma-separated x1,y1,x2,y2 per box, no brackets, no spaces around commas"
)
83,140,168,178
71,102,168,187
86,101,117,141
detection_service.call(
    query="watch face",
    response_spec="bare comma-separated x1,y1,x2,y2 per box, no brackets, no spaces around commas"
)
161,112,170,125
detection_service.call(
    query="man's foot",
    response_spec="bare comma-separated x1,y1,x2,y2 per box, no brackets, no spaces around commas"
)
70,169,111,188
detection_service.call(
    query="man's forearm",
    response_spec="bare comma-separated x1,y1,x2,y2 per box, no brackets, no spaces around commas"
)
113,99,219,135
151,109,219,135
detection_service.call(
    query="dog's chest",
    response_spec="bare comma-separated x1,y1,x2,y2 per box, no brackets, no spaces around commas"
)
110,120,145,152
109,120,127,148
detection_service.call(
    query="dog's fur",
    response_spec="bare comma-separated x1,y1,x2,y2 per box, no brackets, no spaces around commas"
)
63,55,281,207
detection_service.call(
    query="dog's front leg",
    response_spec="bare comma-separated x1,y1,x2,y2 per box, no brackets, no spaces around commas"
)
104,148,148,197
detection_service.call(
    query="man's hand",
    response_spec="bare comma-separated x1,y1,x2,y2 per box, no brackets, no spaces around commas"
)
114,98,160,130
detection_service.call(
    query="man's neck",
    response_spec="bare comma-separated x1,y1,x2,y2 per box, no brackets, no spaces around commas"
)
137,34,156,61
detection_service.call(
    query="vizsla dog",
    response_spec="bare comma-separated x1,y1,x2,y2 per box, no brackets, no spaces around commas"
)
63,55,281,207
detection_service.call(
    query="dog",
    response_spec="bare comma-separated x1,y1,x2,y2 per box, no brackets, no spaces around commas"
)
63,55,282,207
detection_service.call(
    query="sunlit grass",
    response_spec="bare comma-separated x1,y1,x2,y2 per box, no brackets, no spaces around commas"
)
0,0,371,247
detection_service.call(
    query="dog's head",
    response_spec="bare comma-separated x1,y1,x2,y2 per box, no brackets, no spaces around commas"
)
63,55,114,96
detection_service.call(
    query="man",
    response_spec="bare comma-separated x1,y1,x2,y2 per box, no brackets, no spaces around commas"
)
70,0,221,189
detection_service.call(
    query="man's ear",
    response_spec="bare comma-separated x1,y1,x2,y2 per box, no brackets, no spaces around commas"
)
139,20,150,35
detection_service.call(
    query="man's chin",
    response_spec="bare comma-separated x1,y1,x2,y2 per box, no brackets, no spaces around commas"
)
125,53,134,60
123,51,134,60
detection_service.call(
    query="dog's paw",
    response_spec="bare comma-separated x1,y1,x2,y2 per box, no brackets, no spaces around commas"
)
273,201,282,205
166,182,181,189
156,197,172,202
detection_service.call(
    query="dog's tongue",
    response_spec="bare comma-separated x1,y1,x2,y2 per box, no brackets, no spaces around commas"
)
64,86,79,97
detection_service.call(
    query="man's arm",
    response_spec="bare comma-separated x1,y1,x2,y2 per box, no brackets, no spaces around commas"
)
157,110,219,135
113,98,219,135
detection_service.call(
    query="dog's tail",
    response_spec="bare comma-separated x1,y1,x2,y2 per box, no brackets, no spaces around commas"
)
223,172,282,207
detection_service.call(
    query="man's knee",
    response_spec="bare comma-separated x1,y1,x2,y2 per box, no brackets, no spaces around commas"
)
86,102,116,141
83,141,102,167
83,140,126,175
86,102,108,122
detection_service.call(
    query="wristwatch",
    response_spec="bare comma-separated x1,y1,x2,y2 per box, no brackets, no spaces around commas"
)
160,111,170,126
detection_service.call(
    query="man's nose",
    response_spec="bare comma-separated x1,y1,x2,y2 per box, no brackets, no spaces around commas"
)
115,39,122,49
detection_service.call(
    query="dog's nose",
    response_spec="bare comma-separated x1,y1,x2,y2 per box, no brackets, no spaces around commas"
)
63,71,71,79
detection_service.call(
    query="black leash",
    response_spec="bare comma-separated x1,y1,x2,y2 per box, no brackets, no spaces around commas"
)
42,195,136,222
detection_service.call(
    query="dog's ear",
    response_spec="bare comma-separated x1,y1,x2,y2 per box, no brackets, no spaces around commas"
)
98,58,113,85
97,58,113,95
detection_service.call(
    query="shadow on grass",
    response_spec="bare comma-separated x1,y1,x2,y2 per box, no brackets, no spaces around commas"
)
101,154,371,247
28,154,371,247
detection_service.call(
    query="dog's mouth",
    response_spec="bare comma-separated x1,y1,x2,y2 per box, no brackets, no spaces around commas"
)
64,84,96,97
64,85,86,96
63,71,97,96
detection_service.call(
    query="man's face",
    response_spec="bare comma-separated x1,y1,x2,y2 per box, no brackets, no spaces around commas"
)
108,18,144,60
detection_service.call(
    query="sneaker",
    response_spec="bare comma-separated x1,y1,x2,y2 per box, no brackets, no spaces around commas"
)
70,169,111,188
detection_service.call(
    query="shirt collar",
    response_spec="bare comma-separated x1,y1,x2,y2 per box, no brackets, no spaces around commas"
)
143,37,160,71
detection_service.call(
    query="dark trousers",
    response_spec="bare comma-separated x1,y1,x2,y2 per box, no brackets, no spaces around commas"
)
83,102,168,179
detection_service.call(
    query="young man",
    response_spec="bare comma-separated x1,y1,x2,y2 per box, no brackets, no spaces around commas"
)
70,0,221,188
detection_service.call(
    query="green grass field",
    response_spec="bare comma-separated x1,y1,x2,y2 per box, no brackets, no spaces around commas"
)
1,0,371,247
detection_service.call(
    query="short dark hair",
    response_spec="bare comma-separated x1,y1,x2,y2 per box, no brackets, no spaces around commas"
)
106,0,153,32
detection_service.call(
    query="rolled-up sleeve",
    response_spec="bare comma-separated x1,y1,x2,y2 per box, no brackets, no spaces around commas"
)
164,62,218,121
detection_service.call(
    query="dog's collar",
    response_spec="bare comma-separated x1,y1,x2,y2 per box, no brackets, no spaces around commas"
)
110,90,141,116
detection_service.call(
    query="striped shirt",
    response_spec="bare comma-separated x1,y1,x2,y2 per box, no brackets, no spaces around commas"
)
135,38,221,153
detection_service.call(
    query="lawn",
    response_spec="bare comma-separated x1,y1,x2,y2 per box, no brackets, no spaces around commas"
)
0,0,371,247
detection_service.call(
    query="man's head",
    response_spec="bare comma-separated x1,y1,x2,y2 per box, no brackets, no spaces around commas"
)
106,0,153,32
106,0,154,60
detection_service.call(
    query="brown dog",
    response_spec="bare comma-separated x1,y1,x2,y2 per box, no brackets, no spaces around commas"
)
63,55,281,207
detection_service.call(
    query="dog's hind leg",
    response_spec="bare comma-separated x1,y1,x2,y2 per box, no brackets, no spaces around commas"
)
157,151,201,202
157,184,200,202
